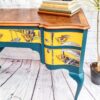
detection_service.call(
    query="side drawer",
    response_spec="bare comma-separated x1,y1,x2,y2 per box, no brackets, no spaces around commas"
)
45,47,81,67
0,29,41,43
44,31,83,47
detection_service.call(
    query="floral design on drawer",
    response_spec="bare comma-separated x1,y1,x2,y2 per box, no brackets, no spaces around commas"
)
45,48,81,67
44,31,83,47
0,29,41,43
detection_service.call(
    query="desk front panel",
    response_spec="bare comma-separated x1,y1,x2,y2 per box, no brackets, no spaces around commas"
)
0,29,41,43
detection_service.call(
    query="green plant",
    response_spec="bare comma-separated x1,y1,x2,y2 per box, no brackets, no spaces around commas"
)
85,0,100,71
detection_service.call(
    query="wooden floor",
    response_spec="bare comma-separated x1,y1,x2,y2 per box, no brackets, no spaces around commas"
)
0,59,100,100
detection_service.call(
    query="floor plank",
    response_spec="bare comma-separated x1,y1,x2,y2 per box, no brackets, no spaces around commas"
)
0,59,22,87
32,64,54,100
0,60,30,100
21,60,40,100
52,70,74,100
0,58,7,67
84,63,100,100
0,59,14,74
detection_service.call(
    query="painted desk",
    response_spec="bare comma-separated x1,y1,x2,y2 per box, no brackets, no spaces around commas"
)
0,9,89,100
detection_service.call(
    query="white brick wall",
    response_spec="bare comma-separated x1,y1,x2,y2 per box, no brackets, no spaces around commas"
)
0,0,99,62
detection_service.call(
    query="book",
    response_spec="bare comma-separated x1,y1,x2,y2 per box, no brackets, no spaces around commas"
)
40,2,78,10
39,4,80,14
43,0,77,5
38,9,81,17
38,0,81,16
40,3,80,11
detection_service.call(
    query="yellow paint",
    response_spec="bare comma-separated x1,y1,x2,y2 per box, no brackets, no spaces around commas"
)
45,48,53,64
0,30,12,42
0,29,41,43
53,49,65,65
44,31,52,45
45,48,80,66
44,31,83,47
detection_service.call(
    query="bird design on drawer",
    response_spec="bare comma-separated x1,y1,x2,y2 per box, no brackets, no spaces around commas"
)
56,51,80,66
22,30,41,42
21,30,35,42
56,35,70,44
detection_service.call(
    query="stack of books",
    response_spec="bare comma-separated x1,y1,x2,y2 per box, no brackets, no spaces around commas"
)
38,0,81,16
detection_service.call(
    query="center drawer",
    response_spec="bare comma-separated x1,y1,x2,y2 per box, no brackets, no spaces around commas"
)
0,29,41,43
45,47,81,67
44,31,83,47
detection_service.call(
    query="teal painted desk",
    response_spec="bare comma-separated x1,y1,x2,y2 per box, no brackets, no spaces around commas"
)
0,9,89,100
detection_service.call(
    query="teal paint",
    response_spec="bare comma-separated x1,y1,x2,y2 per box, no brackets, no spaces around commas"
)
0,47,4,52
69,72,84,100
44,28,83,33
79,30,88,73
46,64,79,74
45,45,81,50
40,28,45,64
0,42,41,55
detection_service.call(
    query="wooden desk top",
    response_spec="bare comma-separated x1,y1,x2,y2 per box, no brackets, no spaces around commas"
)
0,9,90,30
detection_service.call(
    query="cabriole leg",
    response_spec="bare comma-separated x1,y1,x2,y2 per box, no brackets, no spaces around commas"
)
69,72,84,100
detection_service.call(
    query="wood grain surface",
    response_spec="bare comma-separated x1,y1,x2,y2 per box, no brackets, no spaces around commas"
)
0,9,90,29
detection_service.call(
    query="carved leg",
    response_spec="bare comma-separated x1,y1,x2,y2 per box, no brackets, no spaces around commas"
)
69,72,84,100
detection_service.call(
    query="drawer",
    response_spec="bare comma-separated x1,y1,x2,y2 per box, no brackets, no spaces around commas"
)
44,31,83,47
0,29,41,43
45,48,81,67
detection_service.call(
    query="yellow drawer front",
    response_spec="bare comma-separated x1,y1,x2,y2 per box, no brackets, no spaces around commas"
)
0,29,41,43
53,49,81,67
45,48,81,67
44,31,83,47
45,48,53,64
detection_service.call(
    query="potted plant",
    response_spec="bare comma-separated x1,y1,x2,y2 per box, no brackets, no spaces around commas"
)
86,0,100,85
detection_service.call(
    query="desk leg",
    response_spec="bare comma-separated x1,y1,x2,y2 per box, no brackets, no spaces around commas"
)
69,72,84,100
0,47,4,52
